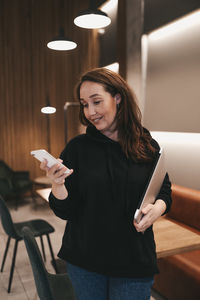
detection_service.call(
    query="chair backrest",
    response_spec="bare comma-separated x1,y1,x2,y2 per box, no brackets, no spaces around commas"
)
0,195,19,239
168,184,200,231
22,226,54,300
0,160,13,179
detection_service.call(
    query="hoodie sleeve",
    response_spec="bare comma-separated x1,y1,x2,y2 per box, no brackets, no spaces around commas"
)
48,139,81,221
150,136,172,215
156,173,172,214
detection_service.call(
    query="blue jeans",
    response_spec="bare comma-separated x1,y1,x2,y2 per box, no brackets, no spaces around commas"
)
67,262,154,300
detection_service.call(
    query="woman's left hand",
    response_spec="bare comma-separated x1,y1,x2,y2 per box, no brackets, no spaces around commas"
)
133,199,166,233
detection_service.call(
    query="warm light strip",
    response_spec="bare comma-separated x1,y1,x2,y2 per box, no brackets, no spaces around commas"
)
151,131,200,145
104,62,119,73
101,0,118,13
141,34,148,115
148,9,200,41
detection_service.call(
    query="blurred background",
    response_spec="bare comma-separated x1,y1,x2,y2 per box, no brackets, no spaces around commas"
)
0,0,199,187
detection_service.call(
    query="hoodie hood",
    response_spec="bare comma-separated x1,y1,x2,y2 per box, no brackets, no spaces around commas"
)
86,124,120,145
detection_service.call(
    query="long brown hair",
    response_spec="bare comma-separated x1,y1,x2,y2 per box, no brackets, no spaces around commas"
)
75,67,156,162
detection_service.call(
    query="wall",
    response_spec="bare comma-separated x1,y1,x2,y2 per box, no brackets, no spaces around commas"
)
143,10,200,133
143,10,200,189
151,132,200,190
0,0,99,179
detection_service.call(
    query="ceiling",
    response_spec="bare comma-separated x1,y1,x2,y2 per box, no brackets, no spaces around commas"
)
98,0,199,32
144,0,200,33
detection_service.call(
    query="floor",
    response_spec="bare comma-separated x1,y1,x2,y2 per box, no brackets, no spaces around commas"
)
0,195,165,300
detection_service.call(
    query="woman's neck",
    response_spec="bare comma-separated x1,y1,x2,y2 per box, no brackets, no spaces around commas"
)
100,129,119,141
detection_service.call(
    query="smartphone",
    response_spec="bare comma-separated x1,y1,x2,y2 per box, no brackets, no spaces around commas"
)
30,149,70,174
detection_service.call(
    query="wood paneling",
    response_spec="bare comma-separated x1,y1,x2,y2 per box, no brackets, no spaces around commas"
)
117,0,126,79
0,0,99,179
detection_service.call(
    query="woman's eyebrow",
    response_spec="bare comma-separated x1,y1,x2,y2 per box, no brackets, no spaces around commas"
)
89,93,101,99
80,93,101,101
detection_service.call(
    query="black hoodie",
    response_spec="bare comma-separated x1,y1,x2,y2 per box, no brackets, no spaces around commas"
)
49,125,172,278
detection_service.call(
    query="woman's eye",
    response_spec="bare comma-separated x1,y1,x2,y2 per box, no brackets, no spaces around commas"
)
94,101,101,105
82,103,88,108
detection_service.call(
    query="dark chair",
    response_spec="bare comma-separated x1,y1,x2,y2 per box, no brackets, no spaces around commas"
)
0,195,58,293
22,226,75,300
0,160,33,208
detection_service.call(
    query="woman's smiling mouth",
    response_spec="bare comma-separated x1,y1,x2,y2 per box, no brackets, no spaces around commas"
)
91,116,103,123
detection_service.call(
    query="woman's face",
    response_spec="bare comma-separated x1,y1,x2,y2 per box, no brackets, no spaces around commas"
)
80,81,120,136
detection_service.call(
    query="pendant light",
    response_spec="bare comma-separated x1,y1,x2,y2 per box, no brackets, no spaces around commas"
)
41,106,56,114
47,0,77,51
74,0,111,29
41,96,56,152
41,97,56,114
47,27,77,51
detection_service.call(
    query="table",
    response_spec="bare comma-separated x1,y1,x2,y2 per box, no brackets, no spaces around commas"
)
36,188,51,202
33,176,52,187
35,188,200,258
154,216,200,258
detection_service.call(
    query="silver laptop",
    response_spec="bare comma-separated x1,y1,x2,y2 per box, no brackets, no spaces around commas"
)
134,148,166,223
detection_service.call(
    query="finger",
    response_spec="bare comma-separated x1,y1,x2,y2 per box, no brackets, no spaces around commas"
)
141,204,153,215
133,220,143,231
53,166,71,178
66,169,73,176
53,174,67,184
57,158,63,163
134,215,148,231
50,168,73,185
134,224,145,233
56,166,73,177
40,159,48,171
134,224,140,232
47,163,62,176
137,225,146,233
52,169,73,184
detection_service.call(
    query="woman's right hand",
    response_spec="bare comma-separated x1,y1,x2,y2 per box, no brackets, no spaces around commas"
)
40,159,73,186
40,159,73,200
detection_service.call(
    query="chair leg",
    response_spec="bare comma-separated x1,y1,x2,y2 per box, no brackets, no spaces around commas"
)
8,240,18,293
46,234,58,274
14,195,18,211
31,187,37,209
1,236,11,272
39,236,46,262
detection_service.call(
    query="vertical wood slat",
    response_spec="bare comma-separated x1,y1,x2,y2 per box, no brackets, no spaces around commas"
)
117,0,126,79
0,0,99,179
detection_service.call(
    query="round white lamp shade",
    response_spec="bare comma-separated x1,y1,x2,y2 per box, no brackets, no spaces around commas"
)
41,106,56,114
47,39,77,51
74,9,111,29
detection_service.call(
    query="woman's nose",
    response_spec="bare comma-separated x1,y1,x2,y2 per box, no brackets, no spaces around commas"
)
87,105,96,116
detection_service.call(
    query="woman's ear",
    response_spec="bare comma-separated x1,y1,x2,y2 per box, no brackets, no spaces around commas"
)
115,93,121,104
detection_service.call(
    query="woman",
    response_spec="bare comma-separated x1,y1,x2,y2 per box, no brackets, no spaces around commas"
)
40,68,172,300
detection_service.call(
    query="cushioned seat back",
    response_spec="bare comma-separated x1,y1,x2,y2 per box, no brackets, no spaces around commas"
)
22,226,54,300
0,195,19,239
0,161,14,195
167,184,200,231
0,161,13,179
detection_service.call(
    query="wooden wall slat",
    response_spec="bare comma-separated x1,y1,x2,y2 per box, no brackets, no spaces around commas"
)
0,0,99,179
